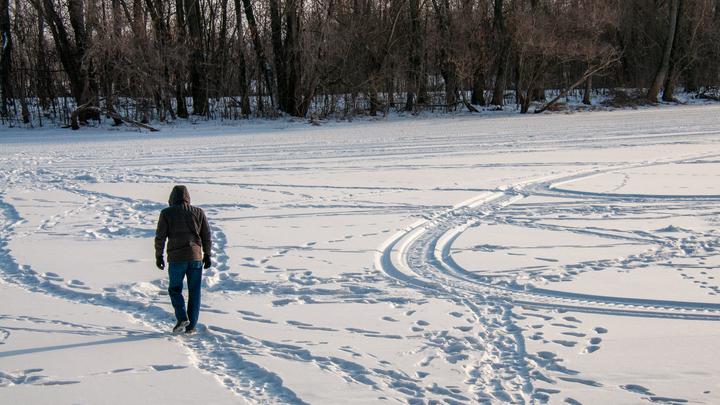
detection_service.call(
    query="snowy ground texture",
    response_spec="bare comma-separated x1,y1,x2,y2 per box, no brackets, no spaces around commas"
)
2,103,720,405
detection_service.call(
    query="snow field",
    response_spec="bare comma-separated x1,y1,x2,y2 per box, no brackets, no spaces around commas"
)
2,104,720,404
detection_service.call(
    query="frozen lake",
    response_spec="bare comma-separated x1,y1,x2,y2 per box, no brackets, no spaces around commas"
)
2,104,720,404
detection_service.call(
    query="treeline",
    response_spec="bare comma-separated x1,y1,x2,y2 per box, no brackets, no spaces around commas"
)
1,0,720,126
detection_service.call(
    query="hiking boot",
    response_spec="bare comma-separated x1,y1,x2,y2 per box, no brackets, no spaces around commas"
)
173,317,190,333
185,327,196,335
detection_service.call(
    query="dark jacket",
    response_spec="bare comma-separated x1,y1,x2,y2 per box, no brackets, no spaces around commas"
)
155,186,211,263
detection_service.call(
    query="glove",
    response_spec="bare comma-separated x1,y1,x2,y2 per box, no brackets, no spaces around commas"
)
203,255,212,269
156,257,165,270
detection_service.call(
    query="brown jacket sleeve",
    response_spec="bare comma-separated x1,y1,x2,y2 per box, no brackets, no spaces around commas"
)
199,211,211,258
155,210,168,259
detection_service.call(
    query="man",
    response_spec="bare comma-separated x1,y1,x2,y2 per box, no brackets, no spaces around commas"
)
155,185,212,334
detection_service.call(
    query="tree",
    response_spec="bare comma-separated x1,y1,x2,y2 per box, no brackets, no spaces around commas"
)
0,0,12,117
186,0,207,115
490,0,511,107
404,0,426,112
233,0,252,116
431,0,461,111
243,0,276,115
648,0,680,103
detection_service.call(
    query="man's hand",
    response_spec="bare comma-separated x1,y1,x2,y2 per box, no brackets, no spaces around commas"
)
156,257,165,270
203,255,212,269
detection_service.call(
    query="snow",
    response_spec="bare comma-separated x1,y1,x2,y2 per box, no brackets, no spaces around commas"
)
2,103,720,404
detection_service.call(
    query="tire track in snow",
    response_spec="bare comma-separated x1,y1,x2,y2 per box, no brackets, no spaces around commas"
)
379,154,720,316
377,153,720,403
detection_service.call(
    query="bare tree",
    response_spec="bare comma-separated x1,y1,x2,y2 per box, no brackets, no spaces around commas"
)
233,0,252,116
186,0,207,115
648,0,680,103
243,0,276,114
490,0,511,107
0,0,12,117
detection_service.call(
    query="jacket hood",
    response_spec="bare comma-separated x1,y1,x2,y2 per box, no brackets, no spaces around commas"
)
168,185,191,206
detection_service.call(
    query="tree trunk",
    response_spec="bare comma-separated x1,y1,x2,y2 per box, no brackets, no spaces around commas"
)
145,0,175,121
662,0,684,103
647,0,679,103
471,70,486,106
491,0,508,107
536,64,608,114
68,0,97,111
405,0,421,112
37,0,86,105
174,0,188,118
16,48,29,123
269,0,286,112
36,16,52,109
185,0,207,115
431,0,459,111
36,0,101,126
270,0,304,117
583,74,592,105
242,0,275,113
0,0,12,117
216,0,229,98
233,0,251,116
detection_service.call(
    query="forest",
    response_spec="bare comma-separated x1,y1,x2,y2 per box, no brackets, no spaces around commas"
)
1,0,720,127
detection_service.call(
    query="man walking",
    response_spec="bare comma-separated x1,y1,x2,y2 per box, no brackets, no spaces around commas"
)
155,185,212,334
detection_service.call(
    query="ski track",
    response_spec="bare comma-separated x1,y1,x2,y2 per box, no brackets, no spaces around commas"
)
2,109,720,404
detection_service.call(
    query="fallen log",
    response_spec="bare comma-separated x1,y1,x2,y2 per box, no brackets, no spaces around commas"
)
69,104,159,132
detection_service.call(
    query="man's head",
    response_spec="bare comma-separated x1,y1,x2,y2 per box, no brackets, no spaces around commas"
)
169,185,191,206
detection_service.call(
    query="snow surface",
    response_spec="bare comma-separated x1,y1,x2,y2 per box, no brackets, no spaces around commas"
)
2,104,720,404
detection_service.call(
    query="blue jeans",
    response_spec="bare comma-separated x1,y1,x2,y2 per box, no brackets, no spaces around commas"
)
168,261,202,329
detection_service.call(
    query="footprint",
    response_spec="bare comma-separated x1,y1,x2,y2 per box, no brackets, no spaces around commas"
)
151,365,187,371
241,317,276,324
237,310,261,317
558,377,602,387
620,384,654,395
0,369,79,386
552,323,578,329
594,327,608,334
562,332,586,338
646,397,689,404
584,346,600,354
42,273,64,282
588,337,602,345
552,340,578,348
67,280,90,290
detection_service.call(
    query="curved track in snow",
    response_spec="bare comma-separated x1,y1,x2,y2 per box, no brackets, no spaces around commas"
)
378,154,720,319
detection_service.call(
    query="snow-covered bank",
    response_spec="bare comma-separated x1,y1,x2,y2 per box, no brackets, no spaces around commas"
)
2,104,720,404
